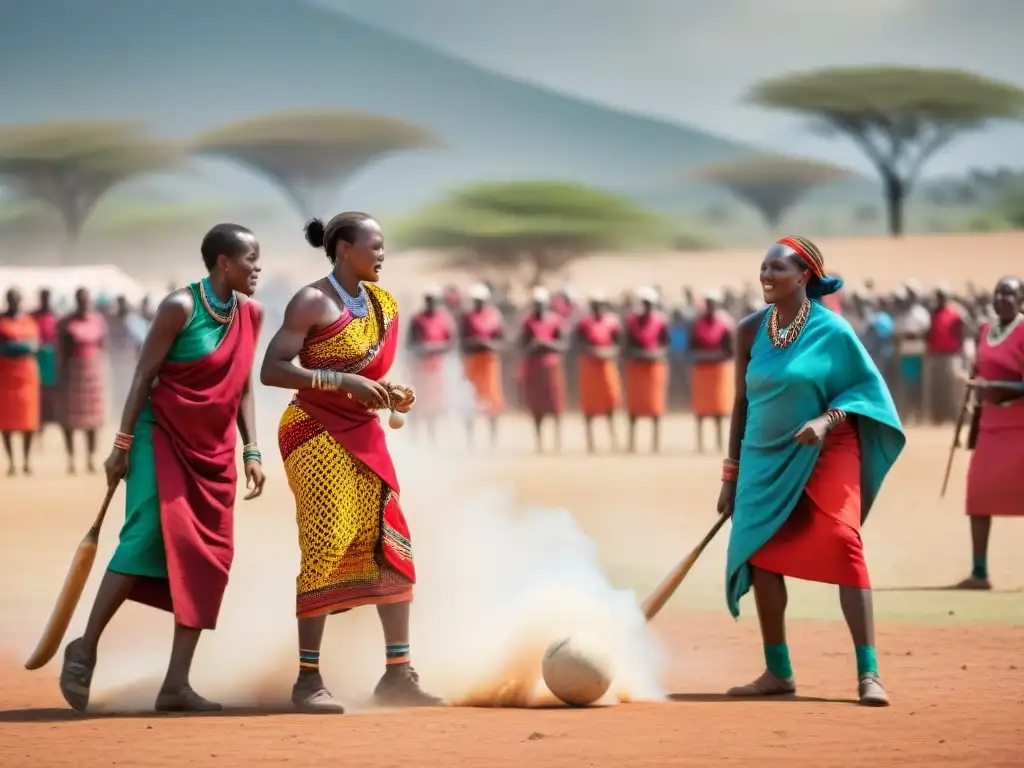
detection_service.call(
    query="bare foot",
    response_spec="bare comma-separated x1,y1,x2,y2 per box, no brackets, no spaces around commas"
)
858,673,890,706
154,686,222,712
955,576,992,590
726,669,796,697
374,664,444,707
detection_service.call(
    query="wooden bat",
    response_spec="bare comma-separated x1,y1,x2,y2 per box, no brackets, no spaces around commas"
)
24,483,118,671
940,382,974,499
642,513,731,622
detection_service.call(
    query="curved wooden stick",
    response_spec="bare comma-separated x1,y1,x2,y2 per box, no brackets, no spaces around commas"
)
24,483,118,670
642,513,731,622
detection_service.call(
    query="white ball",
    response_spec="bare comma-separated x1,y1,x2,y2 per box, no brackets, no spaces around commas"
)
388,410,406,429
541,635,613,707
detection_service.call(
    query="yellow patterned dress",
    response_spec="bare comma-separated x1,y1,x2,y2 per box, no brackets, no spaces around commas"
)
278,283,415,618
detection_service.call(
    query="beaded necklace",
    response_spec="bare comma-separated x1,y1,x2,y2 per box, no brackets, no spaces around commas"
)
327,272,369,318
986,313,1024,347
199,277,237,325
767,299,812,349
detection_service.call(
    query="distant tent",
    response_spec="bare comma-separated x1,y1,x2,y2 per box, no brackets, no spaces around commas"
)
0,264,160,314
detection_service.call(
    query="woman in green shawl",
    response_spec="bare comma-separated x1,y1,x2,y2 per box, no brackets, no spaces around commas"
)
718,236,905,707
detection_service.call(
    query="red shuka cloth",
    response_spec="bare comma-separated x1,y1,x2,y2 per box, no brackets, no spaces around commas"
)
749,420,871,588
295,314,415,582
130,300,260,629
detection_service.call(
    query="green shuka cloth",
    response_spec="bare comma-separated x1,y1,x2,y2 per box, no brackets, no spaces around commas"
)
107,283,233,578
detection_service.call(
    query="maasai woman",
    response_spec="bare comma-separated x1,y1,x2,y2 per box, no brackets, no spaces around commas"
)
720,236,904,707
575,292,622,453
261,212,441,713
957,276,1024,590
519,286,568,454
57,288,108,474
923,285,967,425
407,286,455,445
31,288,60,435
0,288,41,475
460,283,505,448
624,286,670,453
688,291,734,454
59,224,265,713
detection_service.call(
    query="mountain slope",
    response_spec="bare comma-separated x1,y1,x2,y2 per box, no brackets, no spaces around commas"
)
0,0,768,216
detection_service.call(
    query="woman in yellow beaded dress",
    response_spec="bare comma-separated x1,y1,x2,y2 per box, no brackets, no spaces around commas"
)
260,212,441,713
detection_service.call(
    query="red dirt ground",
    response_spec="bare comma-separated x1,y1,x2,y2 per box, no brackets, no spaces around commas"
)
2,617,1022,767
2,413,1023,767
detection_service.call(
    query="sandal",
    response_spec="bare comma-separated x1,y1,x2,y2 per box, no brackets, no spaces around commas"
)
59,638,96,712
726,669,796,697
154,686,222,712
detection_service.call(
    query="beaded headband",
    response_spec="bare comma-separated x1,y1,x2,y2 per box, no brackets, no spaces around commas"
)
776,236,825,278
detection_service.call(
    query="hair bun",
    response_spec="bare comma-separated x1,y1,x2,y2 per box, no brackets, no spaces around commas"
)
304,218,326,249
807,274,844,299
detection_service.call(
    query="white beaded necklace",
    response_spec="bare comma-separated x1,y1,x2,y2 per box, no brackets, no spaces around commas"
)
327,272,369,318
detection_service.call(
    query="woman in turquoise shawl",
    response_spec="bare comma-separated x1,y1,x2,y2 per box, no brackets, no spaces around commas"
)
717,236,904,707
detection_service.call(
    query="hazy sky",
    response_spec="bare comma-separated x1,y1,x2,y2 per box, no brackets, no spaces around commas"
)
319,0,1024,175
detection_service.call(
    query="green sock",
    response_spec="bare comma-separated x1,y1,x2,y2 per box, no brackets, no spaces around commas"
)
855,645,878,677
764,644,793,679
971,557,988,580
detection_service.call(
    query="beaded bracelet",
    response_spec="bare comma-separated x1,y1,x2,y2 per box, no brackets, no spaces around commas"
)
824,408,848,432
113,432,134,451
722,457,739,483
242,443,262,464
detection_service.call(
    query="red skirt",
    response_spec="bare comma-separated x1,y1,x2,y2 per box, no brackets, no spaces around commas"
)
966,404,1024,517
749,420,870,588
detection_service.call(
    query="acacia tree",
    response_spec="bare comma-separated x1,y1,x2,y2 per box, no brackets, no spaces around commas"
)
0,122,180,249
692,156,853,229
394,180,670,285
191,110,442,217
748,67,1024,236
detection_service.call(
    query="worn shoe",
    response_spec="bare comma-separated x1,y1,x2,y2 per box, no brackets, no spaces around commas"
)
858,673,890,707
292,679,345,713
59,638,96,712
726,669,796,697
955,576,992,590
154,686,223,712
373,664,444,707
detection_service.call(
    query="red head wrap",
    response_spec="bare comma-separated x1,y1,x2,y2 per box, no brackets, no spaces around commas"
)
776,236,825,278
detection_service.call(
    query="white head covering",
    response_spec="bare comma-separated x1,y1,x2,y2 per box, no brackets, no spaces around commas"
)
635,286,659,304
701,288,723,303
531,286,551,304
468,283,491,301
587,289,607,303
423,284,442,300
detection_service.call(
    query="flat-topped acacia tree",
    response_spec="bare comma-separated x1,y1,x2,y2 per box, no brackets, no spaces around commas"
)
190,110,443,217
394,180,671,285
747,67,1024,236
692,155,854,230
0,121,179,252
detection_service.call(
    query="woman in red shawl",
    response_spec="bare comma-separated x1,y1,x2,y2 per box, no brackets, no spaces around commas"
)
624,286,670,453
261,212,442,713
575,292,622,453
957,276,1024,590
57,288,109,474
0,288,40,475
688,291,735,453
519,286,568,454
31,288,60,434
59,224,266,713
407,286,455,445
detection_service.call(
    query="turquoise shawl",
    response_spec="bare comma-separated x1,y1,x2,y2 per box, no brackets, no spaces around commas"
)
725,305,905,618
